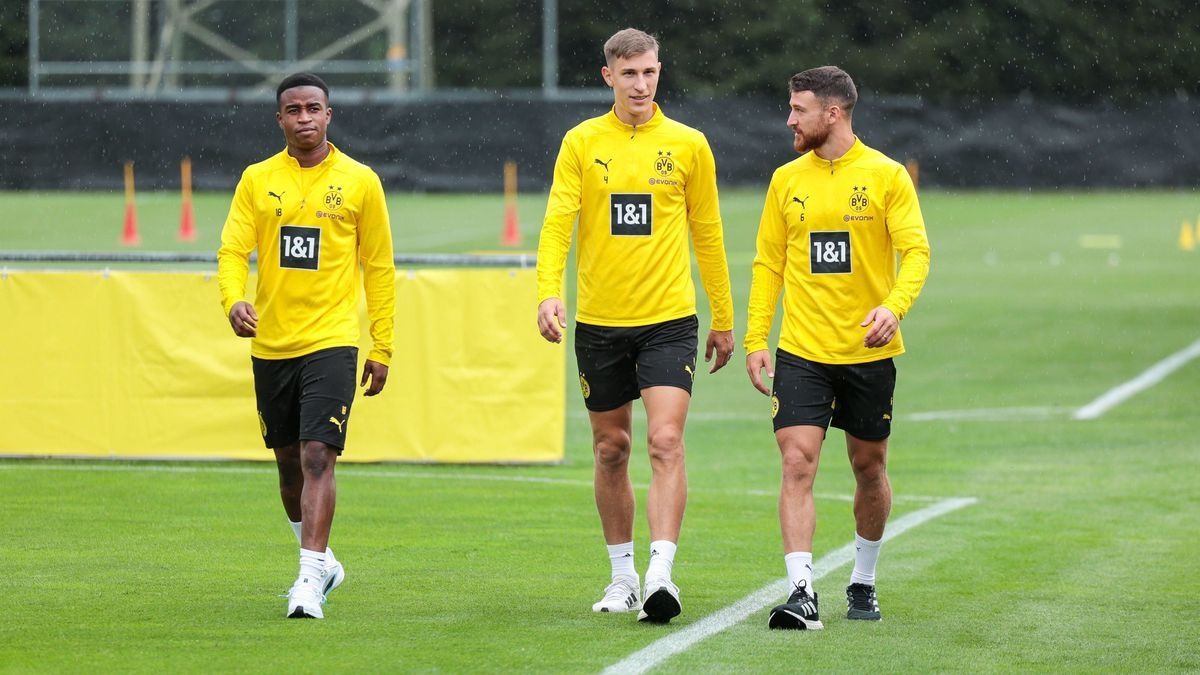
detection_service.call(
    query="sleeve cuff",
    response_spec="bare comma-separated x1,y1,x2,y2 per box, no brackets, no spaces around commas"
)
367,348,391,367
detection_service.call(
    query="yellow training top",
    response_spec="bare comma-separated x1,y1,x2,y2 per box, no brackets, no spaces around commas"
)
217,142,396,365
745,138,930,364
536,104,734,330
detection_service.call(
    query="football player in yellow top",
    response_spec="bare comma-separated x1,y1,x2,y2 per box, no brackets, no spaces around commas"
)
536,28,735,624
744,67,930,630
217,72,396,620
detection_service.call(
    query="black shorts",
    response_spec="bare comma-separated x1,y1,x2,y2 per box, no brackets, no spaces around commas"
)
251,346,358,453
574,315,699,412
771,349,896,440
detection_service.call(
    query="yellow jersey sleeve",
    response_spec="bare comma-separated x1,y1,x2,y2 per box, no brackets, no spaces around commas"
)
686,137,735,331
217,169,257,317
358,171,396,366
536,134,582,305
880,165,929,321
744,179,787,354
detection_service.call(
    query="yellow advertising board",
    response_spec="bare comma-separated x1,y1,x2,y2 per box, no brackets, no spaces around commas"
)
0,269,563,463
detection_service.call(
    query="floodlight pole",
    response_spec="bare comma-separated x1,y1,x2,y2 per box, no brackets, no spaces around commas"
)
131,0,150,90
28,0,38,94
542,0,557,96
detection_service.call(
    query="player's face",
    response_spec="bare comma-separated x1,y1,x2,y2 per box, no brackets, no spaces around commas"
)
788,90,833,154
277,86,332,152
602,51,661,125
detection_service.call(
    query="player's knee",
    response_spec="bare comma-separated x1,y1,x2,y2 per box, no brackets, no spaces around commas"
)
779,446,818,483
300,441,337,478
849,452,887,481
647,426,684,465
593,432,632,469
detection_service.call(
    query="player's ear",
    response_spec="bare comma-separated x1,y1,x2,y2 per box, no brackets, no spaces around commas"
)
276,111,284,129
601,65,614,88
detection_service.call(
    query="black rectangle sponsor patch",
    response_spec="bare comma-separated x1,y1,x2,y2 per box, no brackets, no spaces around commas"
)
279,225,321,271
809,231,851,274
610,193,652,236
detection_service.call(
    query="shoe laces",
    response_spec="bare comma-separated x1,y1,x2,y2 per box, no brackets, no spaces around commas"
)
601,577,639,602
285,580,327,604
846,583,876,607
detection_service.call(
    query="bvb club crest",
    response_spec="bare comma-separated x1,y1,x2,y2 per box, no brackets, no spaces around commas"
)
323,185,344,211
849,185,869,212
771,396,780,419
654,150,675,177
258,411,267,437
579,373,591,399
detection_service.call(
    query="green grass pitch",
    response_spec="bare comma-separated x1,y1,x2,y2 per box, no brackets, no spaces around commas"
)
2,188,1199,672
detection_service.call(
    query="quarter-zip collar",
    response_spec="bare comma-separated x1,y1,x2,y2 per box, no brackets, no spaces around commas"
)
282,141,341,170
605,103,665,139
805,136,864,174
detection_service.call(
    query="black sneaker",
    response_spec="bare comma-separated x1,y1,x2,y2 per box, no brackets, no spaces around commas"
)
846,583,882,620
768,580,824,630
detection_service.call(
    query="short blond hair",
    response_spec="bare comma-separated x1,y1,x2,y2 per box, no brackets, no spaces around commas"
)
604,28,659,65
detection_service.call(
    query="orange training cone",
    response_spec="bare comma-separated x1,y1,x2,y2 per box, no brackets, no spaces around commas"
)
178,156,196,242
501,161,521,246
121,160,141,246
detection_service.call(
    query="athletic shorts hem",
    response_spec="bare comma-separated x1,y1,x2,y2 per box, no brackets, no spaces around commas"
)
297,434,346,454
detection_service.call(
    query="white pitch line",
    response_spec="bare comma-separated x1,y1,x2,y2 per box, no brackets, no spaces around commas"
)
1073,337,1200,420
602,496,978,675
0,462,955,503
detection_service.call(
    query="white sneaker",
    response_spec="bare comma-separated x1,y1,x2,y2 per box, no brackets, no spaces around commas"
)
592,575,642,613
323,549,345,598
286,576,326,619
638,578,681,623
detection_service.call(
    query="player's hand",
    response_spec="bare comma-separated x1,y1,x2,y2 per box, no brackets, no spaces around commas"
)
361,359,388,396
705,329,735,373
537,298,567,343
746,349,774,396
861,306,899,349
228,301,258,338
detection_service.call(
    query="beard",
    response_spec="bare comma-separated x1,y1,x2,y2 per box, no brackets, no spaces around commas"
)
792,120,831,154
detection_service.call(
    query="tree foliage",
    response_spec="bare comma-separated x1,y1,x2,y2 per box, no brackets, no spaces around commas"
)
4,0,1197,102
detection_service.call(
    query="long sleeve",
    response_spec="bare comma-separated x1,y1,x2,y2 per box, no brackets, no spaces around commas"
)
744,181,787,353
536,135,582,304
880,166,930,320
217,171,257,317
358,171,396,366
685,137,734,331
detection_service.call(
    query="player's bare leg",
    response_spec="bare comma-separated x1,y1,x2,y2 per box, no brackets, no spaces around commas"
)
768,424,826,630
776,425,825,553
844,433,890,620
273,443,303,522
846,434,890,540
588,403,635,544
587,403,642,613
637,386,690,622
299,440,339,553
641,386,689,544
286,440,340,619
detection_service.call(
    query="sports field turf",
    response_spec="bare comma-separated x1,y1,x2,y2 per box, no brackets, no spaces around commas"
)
2,189,1199,672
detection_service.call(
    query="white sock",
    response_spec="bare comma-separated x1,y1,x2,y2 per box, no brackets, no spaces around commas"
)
785,551,814,593
850,533,882,586
645,540,677,583
290,520,336,565
298,548,326,588
607,542,636,580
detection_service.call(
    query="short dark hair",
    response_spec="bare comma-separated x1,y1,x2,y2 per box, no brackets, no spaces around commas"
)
789,66,857,114
276,72,329,105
